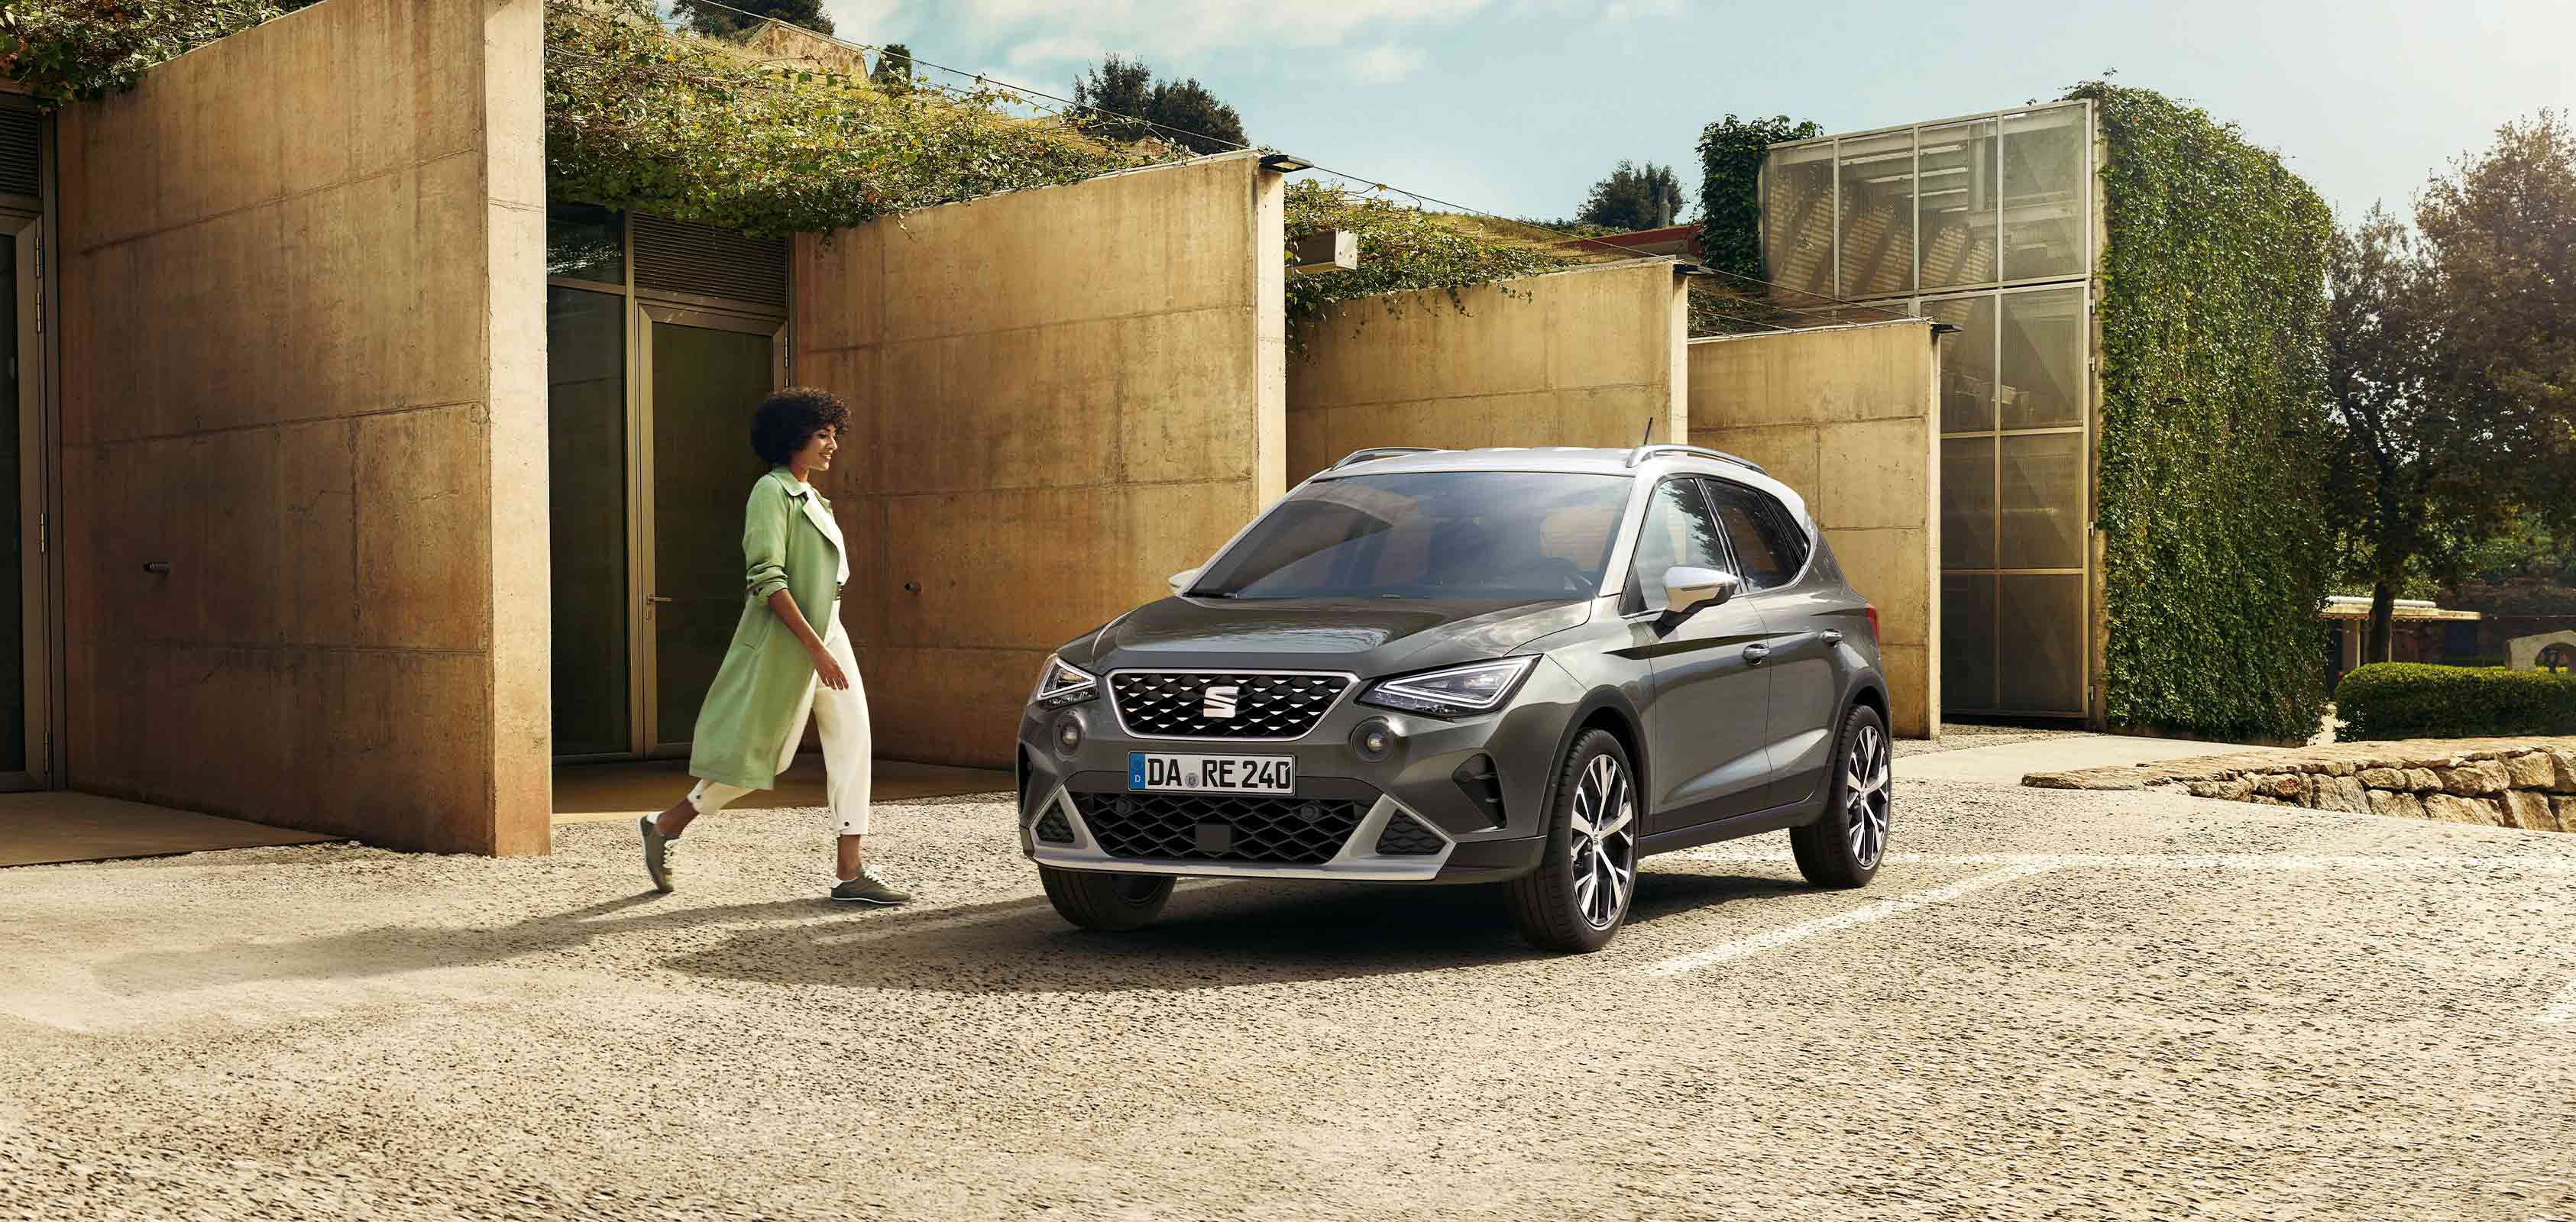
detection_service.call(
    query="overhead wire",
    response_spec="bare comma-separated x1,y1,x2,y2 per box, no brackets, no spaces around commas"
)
636,0,1914,328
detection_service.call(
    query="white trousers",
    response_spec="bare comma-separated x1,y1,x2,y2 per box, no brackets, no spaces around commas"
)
687,621,872,836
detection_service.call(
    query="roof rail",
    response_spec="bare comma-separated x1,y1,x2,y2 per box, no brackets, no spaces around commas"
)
1332,447,1442,470
1624,443,1769,475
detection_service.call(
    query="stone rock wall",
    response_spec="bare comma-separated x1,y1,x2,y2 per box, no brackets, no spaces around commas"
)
2026,737,2576,832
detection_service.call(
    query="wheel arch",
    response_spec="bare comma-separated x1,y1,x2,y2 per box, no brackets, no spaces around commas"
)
1541,687,1651,823
1845,680,1889,730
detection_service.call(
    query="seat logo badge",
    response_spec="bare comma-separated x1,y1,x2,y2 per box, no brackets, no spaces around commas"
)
1202,685,1241,719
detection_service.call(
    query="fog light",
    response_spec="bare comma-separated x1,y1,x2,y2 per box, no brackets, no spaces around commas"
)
1053,713,1083,755
1351,717,1396,761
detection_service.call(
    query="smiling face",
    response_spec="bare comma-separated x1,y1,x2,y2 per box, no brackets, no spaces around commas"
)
791,425,841,477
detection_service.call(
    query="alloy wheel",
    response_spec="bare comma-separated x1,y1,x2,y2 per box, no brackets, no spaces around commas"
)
1568,753,1638,929
1844,723,1892,868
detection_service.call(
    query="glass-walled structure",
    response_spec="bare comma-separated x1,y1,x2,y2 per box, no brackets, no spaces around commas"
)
1761,101,2096,718
545,204,791,760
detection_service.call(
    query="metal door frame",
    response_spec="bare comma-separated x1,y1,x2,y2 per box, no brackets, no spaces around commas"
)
0,217,52,790
631,297,785,758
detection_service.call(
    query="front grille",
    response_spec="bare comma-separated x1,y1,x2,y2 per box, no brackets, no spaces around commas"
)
1032,807,1074,844
1110,671,1351,740
1073,792,1364,865
1373,811,1445,856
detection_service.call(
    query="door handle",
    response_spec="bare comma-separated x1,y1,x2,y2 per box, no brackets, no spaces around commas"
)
646,596,675,603
1743,642,1771,664
1821,630,1843,645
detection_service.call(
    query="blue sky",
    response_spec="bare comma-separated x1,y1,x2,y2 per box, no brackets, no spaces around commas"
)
816,0,2574,231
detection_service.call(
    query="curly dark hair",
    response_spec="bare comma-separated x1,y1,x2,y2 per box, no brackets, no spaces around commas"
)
749,386,853,467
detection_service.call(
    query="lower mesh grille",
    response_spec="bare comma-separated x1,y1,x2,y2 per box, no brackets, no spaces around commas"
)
1073,792,1363,865
1032,807,1074,844
1373,811,1446,855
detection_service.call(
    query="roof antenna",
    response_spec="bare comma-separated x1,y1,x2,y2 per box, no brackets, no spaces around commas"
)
1639,416,1656,447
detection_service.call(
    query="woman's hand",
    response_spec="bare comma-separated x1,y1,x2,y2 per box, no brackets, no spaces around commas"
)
808,644,851,691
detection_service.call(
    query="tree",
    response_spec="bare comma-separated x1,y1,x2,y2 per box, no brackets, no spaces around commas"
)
672,0,833,38
1694,115,1822,283
1073,54,1248,155
2322,208,2508,663
1144,77,1248,154
2413,110,2576,534
869,41,914,91
1575,160,1684,231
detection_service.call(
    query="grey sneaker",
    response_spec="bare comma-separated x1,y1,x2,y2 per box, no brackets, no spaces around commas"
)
639,816,676,894
830,871,911,905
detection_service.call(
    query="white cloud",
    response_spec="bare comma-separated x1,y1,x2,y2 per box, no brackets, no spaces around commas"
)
948,0,1496,60
820,0,906,40
1005,34,1109,66
1348,44,1426,83
1602,0,1681,19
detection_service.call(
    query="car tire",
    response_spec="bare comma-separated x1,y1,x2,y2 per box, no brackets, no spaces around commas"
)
1506,729,1641,953
1038,866,1174,931
1791,703,1891,889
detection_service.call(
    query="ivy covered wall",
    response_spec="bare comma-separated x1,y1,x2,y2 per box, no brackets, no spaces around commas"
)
2074,82,2337,742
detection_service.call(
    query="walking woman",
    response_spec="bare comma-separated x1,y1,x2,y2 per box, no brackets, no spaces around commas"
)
636,386,910,905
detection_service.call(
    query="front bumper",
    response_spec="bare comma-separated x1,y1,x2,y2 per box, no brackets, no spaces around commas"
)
1013,662,1578,884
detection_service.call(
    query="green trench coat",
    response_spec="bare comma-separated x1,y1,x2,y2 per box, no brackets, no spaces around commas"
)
687,467,849,791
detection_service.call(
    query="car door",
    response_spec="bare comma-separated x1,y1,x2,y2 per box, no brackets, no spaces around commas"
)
1701,478,1838,810
1631,477,1774,832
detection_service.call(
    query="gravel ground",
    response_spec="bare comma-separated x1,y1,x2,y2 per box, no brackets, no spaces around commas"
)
4,776,2574,1221
1893,721,2090,759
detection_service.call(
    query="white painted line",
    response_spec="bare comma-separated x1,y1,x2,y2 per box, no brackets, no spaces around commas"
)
1638,862,2056,977
2533,978,2576,1025
1678,849,2576,872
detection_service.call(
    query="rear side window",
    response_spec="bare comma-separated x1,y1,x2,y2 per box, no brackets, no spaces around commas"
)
1624,478,1730,613
1702,480,1808,592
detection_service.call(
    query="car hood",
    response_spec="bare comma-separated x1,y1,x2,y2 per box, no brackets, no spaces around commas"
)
1066,596,1596,677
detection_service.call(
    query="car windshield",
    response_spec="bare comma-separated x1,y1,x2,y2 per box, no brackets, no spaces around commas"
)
1189,471,1634,600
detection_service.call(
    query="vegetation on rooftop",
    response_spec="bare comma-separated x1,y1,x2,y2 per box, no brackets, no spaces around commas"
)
0,0,319,104
1283,181,1581,348
11,0,1582,335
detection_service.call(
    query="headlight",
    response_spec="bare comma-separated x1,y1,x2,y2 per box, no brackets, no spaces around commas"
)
1030,655,1099,710
1358,658,1538,719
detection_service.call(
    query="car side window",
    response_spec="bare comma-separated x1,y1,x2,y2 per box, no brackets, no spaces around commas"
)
1624,478,1732,613
1702,480,1807,593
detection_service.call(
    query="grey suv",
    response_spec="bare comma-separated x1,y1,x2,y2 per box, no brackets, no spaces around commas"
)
1014,445,1894,951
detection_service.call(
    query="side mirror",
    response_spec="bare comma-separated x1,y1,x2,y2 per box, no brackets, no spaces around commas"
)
1167,568,1204,596
1659,566,1739,629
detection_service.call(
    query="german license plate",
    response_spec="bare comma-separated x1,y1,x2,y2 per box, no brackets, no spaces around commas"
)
1128,752,1295,794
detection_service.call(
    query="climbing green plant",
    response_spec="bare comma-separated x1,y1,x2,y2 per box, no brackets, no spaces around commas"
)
0,0,319,104
1695,113,1821,283
1283,181,1580,351
544,0,1176,238
12,0,1604,341
2070,82,2338,742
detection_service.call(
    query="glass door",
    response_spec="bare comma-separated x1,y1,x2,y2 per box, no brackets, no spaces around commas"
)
639,304,783,756
2,220,49,787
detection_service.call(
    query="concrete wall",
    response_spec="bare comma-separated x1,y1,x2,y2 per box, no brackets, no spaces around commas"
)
1688,320,1940,737
55,0,549,853
1285,260,1688,482
793,154,1287,767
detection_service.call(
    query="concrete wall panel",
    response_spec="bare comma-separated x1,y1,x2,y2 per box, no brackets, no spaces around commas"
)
795,154,1286,767
1285,261,1687,483
56,0,548,853
1688,321,1941,736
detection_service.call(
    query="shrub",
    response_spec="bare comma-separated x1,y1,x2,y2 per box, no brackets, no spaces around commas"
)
2334,662,2576,739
